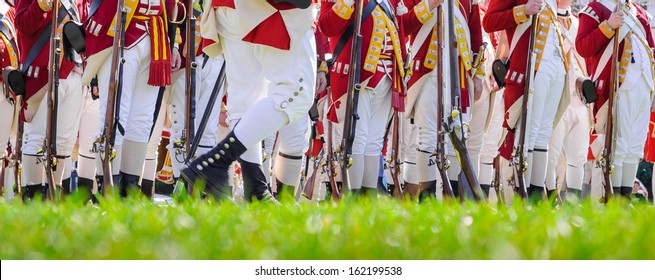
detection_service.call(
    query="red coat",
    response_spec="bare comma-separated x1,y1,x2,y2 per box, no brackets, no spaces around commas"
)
406,0,483,112
15,0,80,101
0,6,19,85
318,0,425,122
85,0,175,57
576,1,655,133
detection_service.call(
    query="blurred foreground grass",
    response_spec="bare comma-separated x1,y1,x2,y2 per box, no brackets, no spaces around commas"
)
0,195,653,259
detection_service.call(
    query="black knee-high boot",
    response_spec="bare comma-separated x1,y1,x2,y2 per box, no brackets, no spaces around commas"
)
240,159,277,204
141,179,155,198
180,131,246,201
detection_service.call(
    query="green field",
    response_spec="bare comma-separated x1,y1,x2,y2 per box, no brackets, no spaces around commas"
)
1,195,654,260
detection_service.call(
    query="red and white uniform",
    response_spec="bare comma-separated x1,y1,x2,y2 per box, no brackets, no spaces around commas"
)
402,0,485,187
544,8,591,193
577,0,655,191
84,0,175,178
15,0,84,186
483,0,569,189
200,0,316,183
318,0,426,189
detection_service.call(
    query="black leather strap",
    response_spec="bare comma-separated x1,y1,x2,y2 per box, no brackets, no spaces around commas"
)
20,6,68,73
329,0,378,67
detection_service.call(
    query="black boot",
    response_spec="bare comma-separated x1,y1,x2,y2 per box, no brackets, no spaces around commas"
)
61,178,72,196
239,159,277,204
119,172,141,198
547,189,557,201
141,179,155,199
77,177,95,203
22,184,45,201
620,187,632,199
180,131,245,201
274,179,294,201
480,184,491,197
528,184,546,202
361,187,378,199
613,187,621,197
418,181,437,202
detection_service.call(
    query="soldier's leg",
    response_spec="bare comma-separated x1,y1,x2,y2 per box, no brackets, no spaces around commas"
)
479,90,505,200
55,72,84,194
545,108,573,192
357,79,392,194
22,88,50,200
195,55,225,158
0,94,13,193
619,79,651,198
562,104,591,199
119,40,161,197
77,88,100,199
526,60,565,198
413,78,438,200
402,119,420,198
468,83,491,176
275,115,310,200
142,100,167,198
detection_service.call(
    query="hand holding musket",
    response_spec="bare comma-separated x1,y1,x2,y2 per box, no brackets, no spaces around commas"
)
101,0,128,195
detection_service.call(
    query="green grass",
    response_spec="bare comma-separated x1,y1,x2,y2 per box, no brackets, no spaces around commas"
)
0,195,654,260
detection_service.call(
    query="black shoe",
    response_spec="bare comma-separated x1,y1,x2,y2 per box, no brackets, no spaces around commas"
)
418,180,437,202
180,131,245,201
547,189,557,201
119,172,140,198
480,184,491,197
274,179,295,201
22,184,46,202
612,187,621,197
528,184,546,202
361,187,378,198
620,187,632,199
239,159,277,204
61,178,72,196
77,177,95,203
141,179,155,198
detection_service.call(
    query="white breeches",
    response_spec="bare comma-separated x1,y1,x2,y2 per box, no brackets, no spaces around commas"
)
76,88,100,179
614,78,651,165
525,57,566,150
23,73,83,156
97,38,160,146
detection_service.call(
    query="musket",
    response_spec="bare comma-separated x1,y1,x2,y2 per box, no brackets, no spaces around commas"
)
101,0,128,194
389,112,403,198
339,0,365,192
43,0,64,201
326,120,340,200
300,99,322,200
186,60,226,164
600,2,625,202
435,3,455,199
491,155,504,206
510,12,540,201
183,0,197,166
13,118,23,196
444,0,484,202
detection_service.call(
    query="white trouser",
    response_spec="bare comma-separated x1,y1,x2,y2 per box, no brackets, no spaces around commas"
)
217,7,314,165
614,78,651,166
406,75,439,184
0,86,16,157
525,57,566,150
22,73,83,185
167,56,224,177
97,38,160,147
77,87,100,180
23,73,83,156
545,96,590,190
